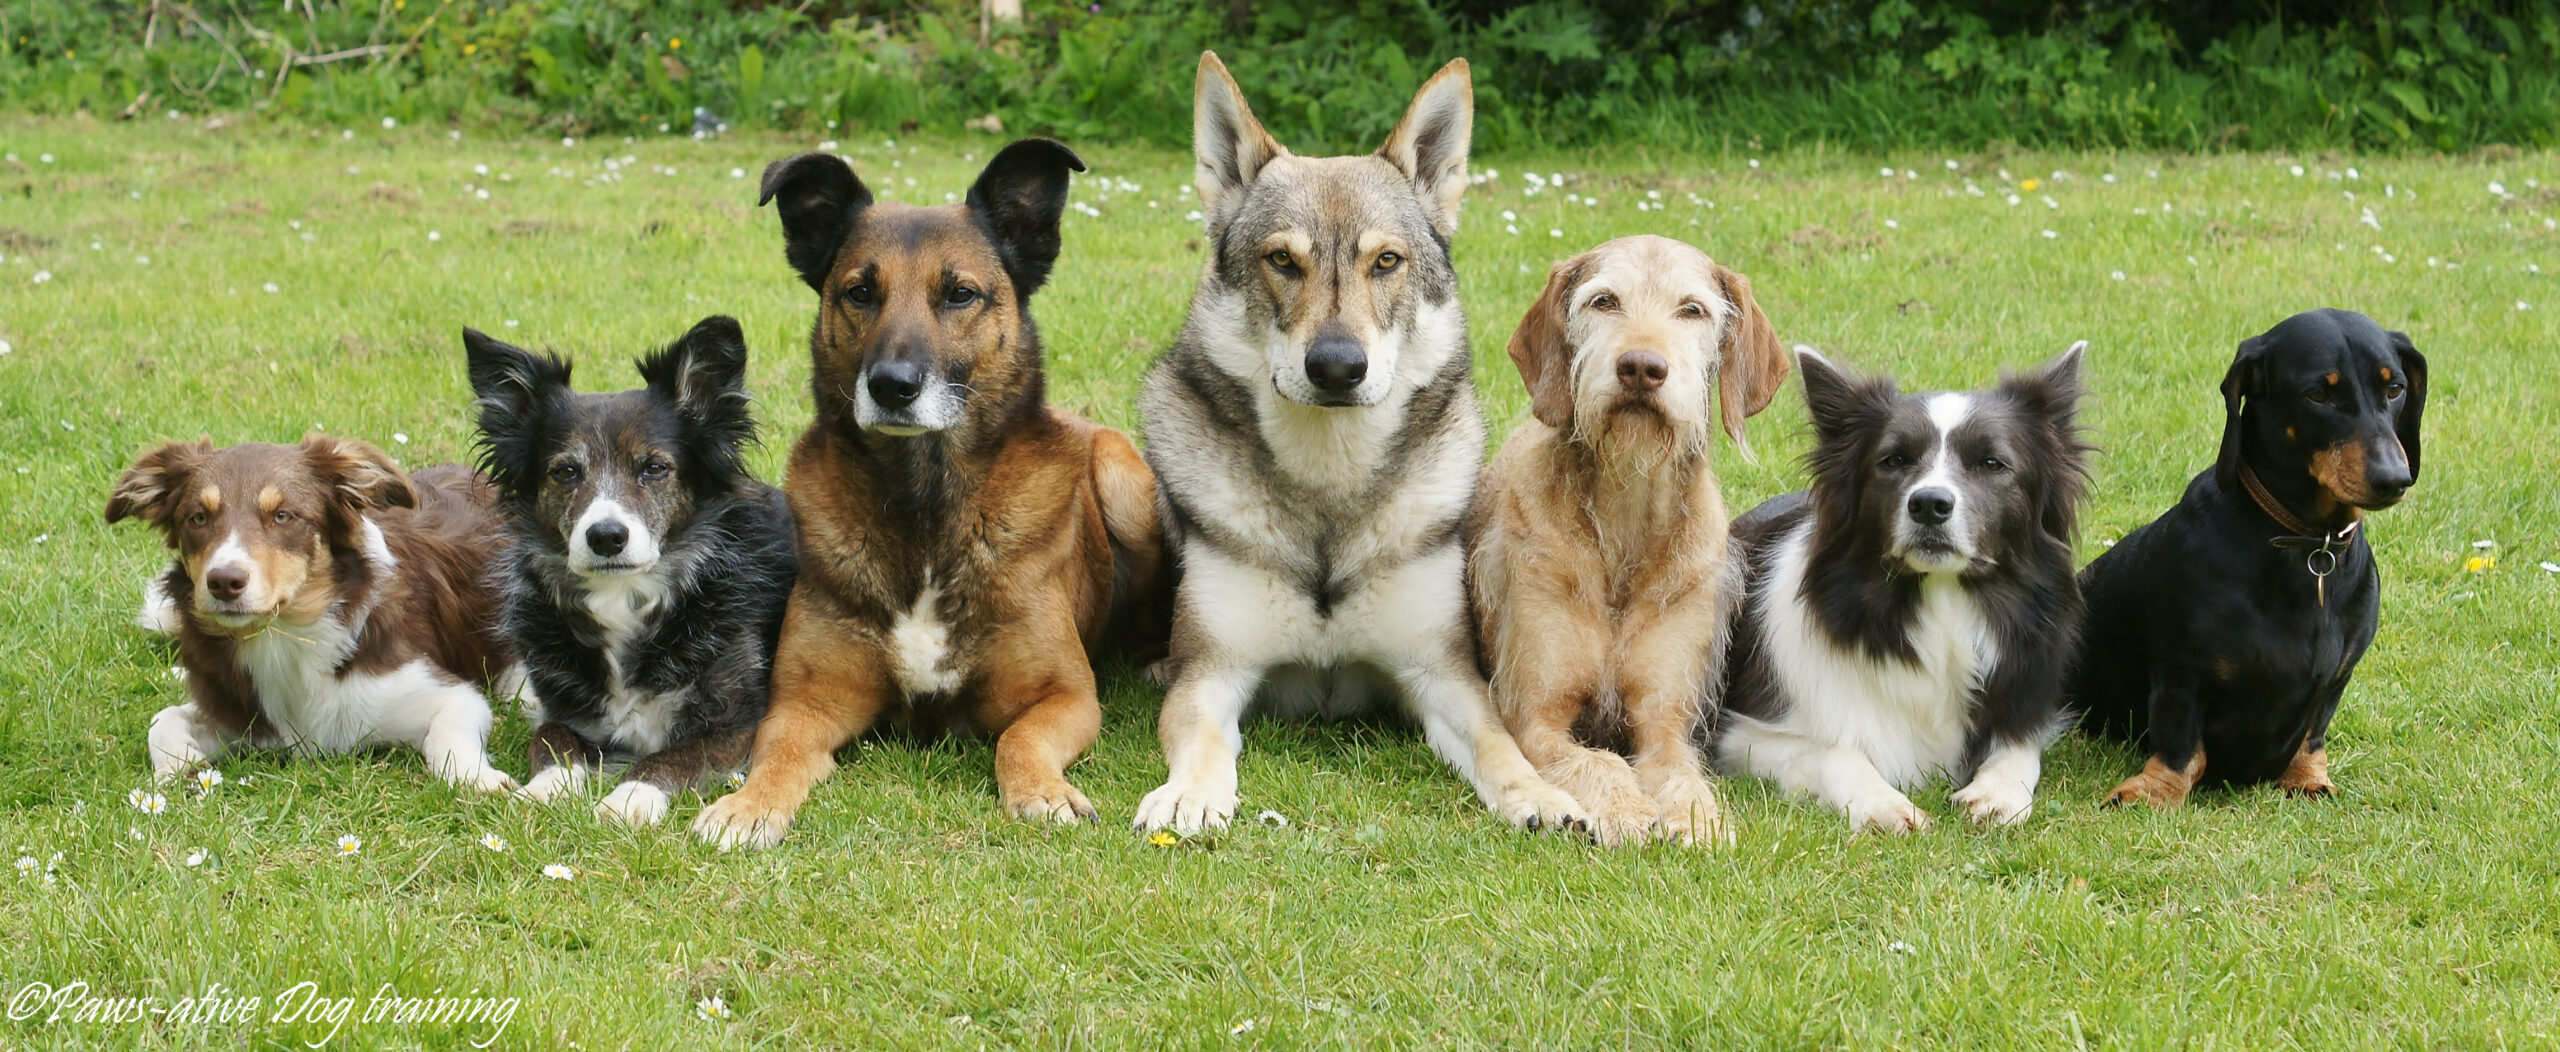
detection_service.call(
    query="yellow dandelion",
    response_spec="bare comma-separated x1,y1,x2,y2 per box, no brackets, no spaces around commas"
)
1146,830,1178,847
669,37,683,50
463,43,477,55
2020,178,2040,192
2464,554,2495,573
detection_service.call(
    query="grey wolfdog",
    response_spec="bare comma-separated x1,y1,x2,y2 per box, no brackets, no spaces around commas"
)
1131,52,1584,835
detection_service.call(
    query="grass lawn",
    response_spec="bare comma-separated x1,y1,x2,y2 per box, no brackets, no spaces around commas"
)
2,116,2556,1049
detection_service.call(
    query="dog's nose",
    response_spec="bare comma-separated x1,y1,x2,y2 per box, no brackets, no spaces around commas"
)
1907,488,1955,526
203,567,248,602
585,520,629,558
1305,336,1368,395
2365,437,2413,503
867,359,927,410
1616,350,1669,392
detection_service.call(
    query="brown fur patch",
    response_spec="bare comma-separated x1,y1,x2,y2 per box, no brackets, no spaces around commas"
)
2104,748,2206,808
2278,740,2335,797
2309,440,2374,506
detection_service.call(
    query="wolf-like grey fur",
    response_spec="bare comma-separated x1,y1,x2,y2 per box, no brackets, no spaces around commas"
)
1131,52,1582,835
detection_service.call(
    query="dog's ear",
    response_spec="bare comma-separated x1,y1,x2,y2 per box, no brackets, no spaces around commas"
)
1377,58,1473,238
2215,331,2273,490
966,138,1086,298
1711,263,1790,459
758,152,875,293
1193,52,1286,225
303,434,417,513
1506,253,1590,429
464,327,572,492
1794,346,1880,441
2006,341,2094,541
2388,328,2426,483
641,315,758,482
107,439,214,536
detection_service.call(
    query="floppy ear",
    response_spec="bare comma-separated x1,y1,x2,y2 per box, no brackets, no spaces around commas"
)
464,326,572,492
2388,328,2426,482
640,315,758,482
1376,58,1473,238
1711,263,1790,459
966,138,1086,298
106,439,213,533
1193,52,1286,225
758,152,875,293
2215,332,2272,489
1506,253,1590,429
303,434,417,513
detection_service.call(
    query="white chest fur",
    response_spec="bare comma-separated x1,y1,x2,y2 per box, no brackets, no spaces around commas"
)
580,573,681,754
1756,520,2000,788
887,579,962,697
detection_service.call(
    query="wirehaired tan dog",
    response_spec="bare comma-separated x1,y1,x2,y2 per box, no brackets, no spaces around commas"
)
1469,236,1789,846
692,139,1165,849
1133,52,1584,835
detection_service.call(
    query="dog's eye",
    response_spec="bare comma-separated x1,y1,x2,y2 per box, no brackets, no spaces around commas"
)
1677,302,1707,318
1265,250,1299,273
638,458,672,482
2384,381,2406,398
548,463,582,485
186,512,209,527
1978,456,2008,472
2304,388,2334,405
1590,293,1618,312
842,282,878,308
1880,453,1909,469
1372,251,1402,274
271,509,294,524
943,286,979,308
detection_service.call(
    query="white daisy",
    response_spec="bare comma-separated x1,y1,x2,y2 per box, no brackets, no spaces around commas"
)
336,834,363,856
184,848,208,868
541,863,575,881
479,833,508,852
695,996,732,1021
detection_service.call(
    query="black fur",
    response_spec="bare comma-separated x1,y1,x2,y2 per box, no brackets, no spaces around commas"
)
463,316,797,808
2073,309,2426,790
1722,348,2091,774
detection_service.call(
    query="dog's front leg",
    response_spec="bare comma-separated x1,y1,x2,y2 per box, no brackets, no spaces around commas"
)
519,722,601,803
980,650,1102,824
1617,607,1727,846
1398,663,1586,833
418,687,516,795
1722,721,1926,833
692,607,888,850
600,726,755,826
1133,665,1257,834
2105,681,2207,808
1493,620,1649,845
147,702,236,785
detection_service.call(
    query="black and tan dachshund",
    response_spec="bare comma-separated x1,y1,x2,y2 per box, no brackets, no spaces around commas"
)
2072,309,2426,806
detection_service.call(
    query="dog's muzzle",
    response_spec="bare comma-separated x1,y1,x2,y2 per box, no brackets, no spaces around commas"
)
1894,486,1976,572
857,357,953,436
1300,334,1368,407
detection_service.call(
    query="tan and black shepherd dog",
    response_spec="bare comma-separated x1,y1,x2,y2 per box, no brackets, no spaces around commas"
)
694,139,1164,849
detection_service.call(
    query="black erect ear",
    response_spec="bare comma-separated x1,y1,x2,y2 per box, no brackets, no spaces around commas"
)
640,315,757,483
758,152,875,293
2388,328,2427,483
2005,341,2093,542
966,138,1087,298
463,326,573,492
1795,346,1891,441
2215,331,2273,489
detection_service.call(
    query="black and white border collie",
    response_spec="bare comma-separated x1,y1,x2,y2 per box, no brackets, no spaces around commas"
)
1716,343,2091,832
466,316,798,826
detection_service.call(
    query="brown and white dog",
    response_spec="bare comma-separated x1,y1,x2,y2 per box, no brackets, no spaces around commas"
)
108,436,521,792
1469,236,1789,845
692,139,1165,849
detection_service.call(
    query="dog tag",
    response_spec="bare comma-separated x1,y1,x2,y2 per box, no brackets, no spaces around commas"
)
2305,546,2335,608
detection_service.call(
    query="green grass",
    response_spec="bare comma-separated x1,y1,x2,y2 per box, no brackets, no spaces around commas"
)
3,116,2558,1049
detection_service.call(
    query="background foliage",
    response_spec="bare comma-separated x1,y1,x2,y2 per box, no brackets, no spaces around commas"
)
3,0,2557,153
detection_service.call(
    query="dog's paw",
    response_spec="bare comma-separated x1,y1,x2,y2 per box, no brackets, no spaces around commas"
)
1491,782,1585,835
1847,792,1931,835
2278,749,2335,799
1951,776,2034,827
595,781,672,826
515,763,588,804
2102,770,2192,810
692,792,793,851
2282,778,2337,799
1132,779,1235,835
1578,786,1659,847
1652,781,1729,847
455,766,520,796
1005,778,1098,825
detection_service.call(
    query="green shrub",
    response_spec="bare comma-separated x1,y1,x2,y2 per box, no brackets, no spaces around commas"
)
2,0,2553,152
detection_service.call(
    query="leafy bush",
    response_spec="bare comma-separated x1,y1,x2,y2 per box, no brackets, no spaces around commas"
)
2,0,2553,153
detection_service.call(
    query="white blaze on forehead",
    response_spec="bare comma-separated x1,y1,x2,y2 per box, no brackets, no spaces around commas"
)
205,533,253,576
1913,393,1976,493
